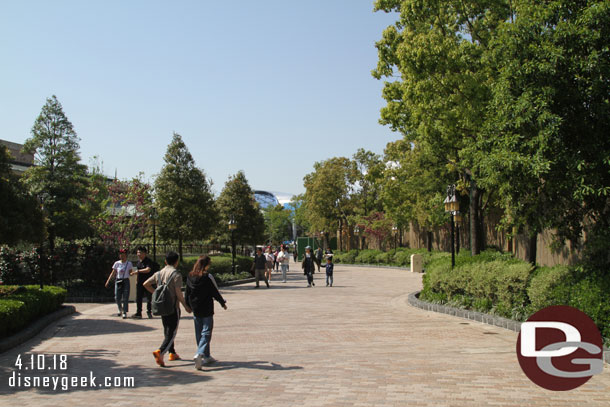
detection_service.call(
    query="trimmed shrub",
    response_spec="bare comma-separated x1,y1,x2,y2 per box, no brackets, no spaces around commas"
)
0,285,67,338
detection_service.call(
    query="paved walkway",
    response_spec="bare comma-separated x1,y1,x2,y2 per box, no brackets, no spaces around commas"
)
1,262,609,406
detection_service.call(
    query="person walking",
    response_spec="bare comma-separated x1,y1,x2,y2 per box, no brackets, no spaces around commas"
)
105,249,134,319
277,245,289,283
133,246,156,319
185,255,228,370
325,256,334,287
302,246,319,287
315,247,323,272
265,246,274,283
274,248,280,272
293,246,298,262
143,251,192,367
251,247,270,288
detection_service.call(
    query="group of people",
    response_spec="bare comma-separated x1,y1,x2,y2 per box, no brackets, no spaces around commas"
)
104,243,335,370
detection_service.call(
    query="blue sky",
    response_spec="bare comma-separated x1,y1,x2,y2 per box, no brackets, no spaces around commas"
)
0,1,399,197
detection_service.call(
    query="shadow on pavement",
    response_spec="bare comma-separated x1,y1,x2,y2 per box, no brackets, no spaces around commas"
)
53,318,156,337
205,360,303,372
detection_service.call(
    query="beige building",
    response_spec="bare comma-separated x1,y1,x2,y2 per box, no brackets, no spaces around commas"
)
0,139,34,176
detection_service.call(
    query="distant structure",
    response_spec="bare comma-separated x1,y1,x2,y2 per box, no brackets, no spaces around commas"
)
253,190,280,209
0,139,34,177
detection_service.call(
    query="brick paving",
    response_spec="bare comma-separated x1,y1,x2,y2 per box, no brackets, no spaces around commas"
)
0,261,609,406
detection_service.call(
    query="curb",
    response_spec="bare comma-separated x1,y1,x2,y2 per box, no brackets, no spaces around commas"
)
407,291,610,364
218,277,256,287
337,263,412,272
0,305,76,354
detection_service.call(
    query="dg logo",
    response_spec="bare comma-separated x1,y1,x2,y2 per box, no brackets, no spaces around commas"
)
516,305,605,391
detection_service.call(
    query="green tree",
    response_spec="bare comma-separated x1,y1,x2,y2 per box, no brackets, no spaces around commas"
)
382,140,452,250
21,95,91,252
263,204,293,245
154,133,217,260
477,0,610,264
303,157,358,250
216,171,265,248
373,0,510,255
290,194,310,237
0,145,43,245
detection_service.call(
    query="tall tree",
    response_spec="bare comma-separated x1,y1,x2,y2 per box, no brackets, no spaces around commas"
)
154,133,217,260
0,145,43,244
263,204,293,245
216,171,265,247
21,95,91,252
303,157,358,250
373,0,510,255
477,0,610,264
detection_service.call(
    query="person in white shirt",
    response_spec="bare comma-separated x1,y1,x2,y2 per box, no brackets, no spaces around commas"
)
265,247,275,284
277,245,289,283
105,249,136,319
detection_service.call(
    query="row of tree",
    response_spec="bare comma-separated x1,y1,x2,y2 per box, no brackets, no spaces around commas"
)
0,96,276,261
297,0,609,266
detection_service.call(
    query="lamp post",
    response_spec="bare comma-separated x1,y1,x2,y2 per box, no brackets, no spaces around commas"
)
392,225,398,250
228,215,237,274
354,226,360,250
454,213,462,255
150,207,159,263
444,184,459,268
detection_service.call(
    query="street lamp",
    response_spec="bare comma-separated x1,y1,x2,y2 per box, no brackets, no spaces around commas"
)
150,207,159,263
444,184,459,268
228,215,237,273
354,226,360,250
454,213,463,255
392,225,398,250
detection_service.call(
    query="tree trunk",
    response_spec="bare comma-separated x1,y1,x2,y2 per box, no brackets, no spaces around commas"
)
469,179,482,256
179,236,183,262
338,219,343,252
528,231,537,265
427,231,433,252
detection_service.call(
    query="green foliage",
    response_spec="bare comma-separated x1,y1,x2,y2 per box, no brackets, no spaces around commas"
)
0,145,44,245
21,95,91,246
0,285,66,338
263,204,292,245
216,171,265,246
179,254,254,279
154,133,217,259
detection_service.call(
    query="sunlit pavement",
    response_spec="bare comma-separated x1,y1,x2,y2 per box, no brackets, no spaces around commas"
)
1,260,609,406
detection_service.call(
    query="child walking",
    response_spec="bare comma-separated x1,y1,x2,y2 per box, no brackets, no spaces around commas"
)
325,256,334,287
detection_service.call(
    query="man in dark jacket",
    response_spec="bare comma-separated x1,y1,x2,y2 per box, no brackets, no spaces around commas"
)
251,247,270,288
302,246,320,287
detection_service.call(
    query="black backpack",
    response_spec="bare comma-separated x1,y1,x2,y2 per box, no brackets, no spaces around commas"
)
151,270,178,316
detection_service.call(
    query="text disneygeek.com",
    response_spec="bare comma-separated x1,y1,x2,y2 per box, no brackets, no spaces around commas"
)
7,354,135,391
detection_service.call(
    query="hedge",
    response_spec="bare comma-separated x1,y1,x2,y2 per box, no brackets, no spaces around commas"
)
179,254,254,282
333,248,449,268
0,285,67,338
419,250,610,343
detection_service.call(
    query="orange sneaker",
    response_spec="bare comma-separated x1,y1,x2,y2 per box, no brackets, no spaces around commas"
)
169,353,181,361
152,349,165,367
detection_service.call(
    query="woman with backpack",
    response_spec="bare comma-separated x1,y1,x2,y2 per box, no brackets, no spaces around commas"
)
185,255,228,370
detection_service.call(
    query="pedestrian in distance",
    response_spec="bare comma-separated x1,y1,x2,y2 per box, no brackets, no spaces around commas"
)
277,245,289,283
133,246,158,319
302,246,319,287
143,251,192,367
325,256,334,287
265,246,274,283
185,255,228,370
315,247,323,272
251,247,270,288
293,246,298,262
274,247,280,272
105,249,135,319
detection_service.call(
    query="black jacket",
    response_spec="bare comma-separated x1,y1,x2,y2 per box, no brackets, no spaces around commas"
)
302,255,319,274
253,253,267,270
185,274,226,318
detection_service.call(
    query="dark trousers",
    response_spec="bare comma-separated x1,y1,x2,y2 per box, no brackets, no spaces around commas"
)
159,308,180,355
136,283,151,314
306,271,314,285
